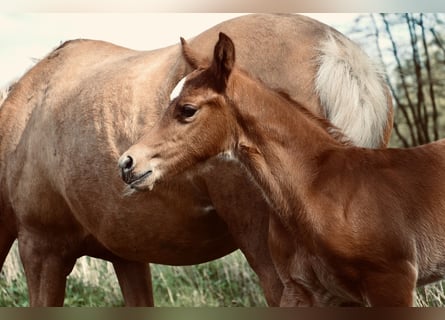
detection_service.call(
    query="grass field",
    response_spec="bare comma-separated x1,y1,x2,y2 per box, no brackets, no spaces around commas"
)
1,241,445,307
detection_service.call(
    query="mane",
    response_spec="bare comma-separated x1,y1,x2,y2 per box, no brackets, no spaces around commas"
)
234,67,352,146
275,90,352,146
47,39,81,60
0,83,14,110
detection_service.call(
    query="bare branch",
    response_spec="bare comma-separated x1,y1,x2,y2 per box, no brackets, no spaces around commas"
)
378,14,419,145
406,13,429,143
419,14,439,140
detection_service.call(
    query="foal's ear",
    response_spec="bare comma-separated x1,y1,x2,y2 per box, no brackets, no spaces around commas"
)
211,32,235,92
180,37,208,70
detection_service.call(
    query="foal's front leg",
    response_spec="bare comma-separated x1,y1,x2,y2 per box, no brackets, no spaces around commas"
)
280,280,314,307
362,261,417,307
268,215,314,306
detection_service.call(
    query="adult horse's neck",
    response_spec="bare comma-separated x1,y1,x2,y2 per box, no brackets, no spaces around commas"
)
226,70,347,223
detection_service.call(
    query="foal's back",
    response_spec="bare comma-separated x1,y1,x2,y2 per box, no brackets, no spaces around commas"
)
312,141,445,287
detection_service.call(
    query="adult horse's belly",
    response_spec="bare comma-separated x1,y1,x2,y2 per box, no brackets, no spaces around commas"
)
66,171,237,265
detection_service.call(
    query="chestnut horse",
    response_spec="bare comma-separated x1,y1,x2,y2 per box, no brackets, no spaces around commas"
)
119,32,445,306
0,14,393,306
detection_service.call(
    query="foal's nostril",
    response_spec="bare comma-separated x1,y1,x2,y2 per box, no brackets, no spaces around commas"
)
119,155,134,171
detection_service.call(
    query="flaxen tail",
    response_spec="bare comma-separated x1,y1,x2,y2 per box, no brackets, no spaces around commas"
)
315,33,393,148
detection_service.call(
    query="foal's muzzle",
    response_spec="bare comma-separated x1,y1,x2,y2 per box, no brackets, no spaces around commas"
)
118,154,154,188
118,155,135,184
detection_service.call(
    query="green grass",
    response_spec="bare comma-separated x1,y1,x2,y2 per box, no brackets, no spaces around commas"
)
416,282,445,307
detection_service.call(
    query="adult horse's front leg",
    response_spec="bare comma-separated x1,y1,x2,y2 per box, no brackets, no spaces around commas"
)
0,223,15,271
113,259,154,306
18,233,77,306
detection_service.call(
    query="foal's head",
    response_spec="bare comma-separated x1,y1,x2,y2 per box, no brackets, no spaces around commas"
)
118,33,239,191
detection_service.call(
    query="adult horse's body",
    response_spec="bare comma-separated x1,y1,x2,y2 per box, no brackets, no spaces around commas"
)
0,14,392,306
119,32,442,306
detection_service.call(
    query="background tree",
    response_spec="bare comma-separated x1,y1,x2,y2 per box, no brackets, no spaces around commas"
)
347,13,445,147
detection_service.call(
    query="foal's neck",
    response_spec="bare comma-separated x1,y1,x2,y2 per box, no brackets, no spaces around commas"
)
227,70,345,218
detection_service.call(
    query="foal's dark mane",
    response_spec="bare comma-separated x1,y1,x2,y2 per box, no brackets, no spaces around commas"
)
274,89,352,146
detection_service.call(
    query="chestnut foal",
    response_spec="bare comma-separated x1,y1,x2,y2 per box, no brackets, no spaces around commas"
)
119,33,444,306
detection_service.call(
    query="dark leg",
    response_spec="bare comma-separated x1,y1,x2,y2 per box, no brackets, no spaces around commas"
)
279,280,313,307
0,228,15,270
255,265,284,306
0,209,17,270
363,262,417,307
113,260,154,306
18,234,76,306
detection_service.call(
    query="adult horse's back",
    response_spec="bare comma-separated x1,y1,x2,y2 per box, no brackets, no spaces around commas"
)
0,14,393,306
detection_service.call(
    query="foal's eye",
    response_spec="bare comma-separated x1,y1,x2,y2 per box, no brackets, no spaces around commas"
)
179,104,198,119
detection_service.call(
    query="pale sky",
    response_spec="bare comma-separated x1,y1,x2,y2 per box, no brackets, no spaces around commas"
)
0,13,359,89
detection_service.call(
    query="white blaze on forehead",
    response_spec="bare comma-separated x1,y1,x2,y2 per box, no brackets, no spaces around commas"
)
169,76,188,101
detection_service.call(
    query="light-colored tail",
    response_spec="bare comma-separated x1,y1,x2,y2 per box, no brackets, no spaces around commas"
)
315,33,391,148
